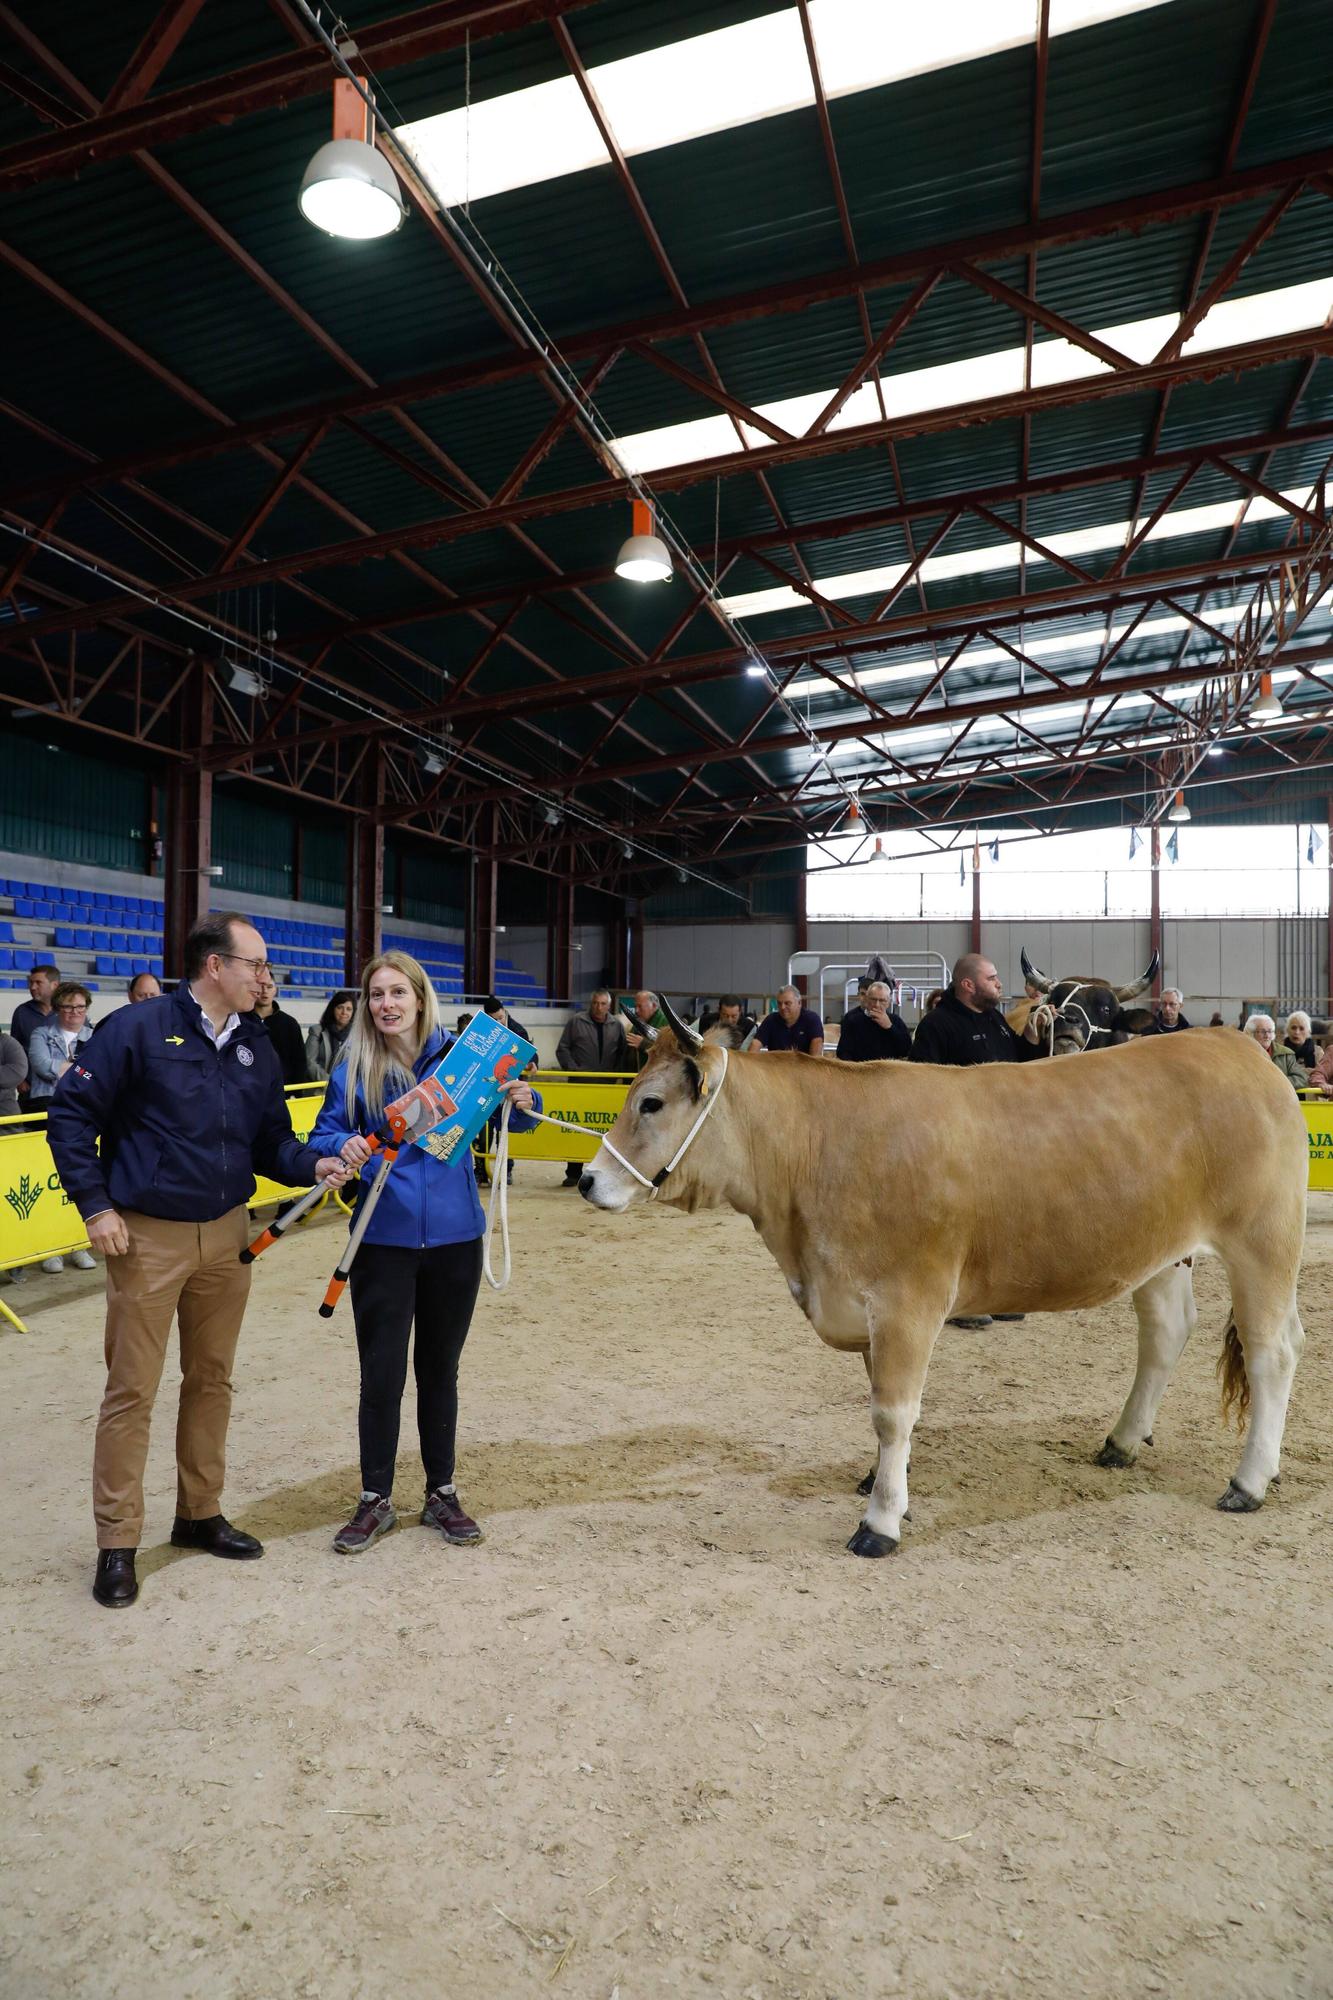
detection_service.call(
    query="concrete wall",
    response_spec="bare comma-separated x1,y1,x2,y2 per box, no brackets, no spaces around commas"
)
642,915,1327,1021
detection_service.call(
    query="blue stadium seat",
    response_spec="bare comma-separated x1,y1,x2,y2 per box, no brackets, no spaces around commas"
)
151,957,163,976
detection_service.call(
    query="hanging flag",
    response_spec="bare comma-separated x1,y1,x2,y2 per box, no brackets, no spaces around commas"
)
959,851,966,885
1165,829,1179,865
1129,827,1142,860
989,837,1000,863
1307,825,1324,864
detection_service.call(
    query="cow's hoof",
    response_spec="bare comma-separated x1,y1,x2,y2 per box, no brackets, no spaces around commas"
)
1095,1436,1135,1469
856,1466,875,1496
1144,1433,1154,1446
846,1522,898,1559
1216,1480,1262,1513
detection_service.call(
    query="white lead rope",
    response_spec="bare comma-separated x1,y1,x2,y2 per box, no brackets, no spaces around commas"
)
481,1048,730,1290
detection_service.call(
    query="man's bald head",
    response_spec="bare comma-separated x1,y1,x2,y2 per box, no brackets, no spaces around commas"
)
952,954,1004,1013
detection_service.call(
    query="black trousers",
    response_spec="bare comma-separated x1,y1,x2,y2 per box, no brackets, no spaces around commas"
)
347,1237,484,1497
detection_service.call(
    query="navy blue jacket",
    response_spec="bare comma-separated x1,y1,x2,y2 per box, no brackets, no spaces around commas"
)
310,1028,542,1250
47,984,321,1223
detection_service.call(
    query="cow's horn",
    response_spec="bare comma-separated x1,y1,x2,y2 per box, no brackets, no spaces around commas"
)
657,994,703,1052
738,1023,759,1052
1020,947,1053,994
620,998,657,1042
1114,950,1160,1003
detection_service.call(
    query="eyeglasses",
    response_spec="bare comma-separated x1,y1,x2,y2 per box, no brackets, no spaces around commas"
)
220,954,272,976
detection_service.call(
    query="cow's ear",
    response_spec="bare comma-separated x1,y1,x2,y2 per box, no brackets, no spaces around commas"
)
681,1056,704,1101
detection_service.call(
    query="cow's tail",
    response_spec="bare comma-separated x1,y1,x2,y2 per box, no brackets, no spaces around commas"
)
1217,1313,1250,1433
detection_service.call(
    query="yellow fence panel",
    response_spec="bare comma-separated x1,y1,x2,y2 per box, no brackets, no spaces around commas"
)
502,1071,631,1163
1,1084,332,1274
1302,1095,1333,1191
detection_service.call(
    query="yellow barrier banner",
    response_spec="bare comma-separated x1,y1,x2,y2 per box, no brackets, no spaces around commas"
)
0,1084,331,1273
502,1070,631,1163
1303,1095,1333,1191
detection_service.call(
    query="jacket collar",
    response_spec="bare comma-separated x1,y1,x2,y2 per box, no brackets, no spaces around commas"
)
172,979,262,1045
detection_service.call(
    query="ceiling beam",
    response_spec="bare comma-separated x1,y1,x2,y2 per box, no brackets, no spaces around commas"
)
0,0,603,187
13,147,1333,503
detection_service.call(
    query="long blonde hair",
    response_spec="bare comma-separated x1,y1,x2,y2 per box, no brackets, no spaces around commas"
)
339,950,441,1123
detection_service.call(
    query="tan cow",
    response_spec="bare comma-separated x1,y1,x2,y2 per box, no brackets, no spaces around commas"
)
578,1002,1306,1558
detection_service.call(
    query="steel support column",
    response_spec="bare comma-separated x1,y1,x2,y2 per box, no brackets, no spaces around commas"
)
793,871,808,999
1327,794,1333,1010
628,899,644,994
1150,824,1163,999
547,875,574,1005
466,805,498,998
162,664,213,980
971,853,982,955
344,743,384,983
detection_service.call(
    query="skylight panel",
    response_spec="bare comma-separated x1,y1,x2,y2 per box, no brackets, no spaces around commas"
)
612,277,1333,485
395,0,1175,210
399,75,606,208
592,11,812,156
718,479,1315,622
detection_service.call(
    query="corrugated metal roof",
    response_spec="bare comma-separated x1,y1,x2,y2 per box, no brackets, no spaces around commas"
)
2,0,1332,894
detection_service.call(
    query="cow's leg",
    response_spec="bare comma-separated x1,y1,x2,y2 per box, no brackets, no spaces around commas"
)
1217,1277,1304,1512
848,1307,940,1558
856,1350,877,1495
1097,1261,1197,1468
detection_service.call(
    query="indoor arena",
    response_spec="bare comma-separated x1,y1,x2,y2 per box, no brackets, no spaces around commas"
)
2,4,1332,1998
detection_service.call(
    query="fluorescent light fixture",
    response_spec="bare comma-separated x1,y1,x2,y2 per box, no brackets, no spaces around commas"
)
543,805,563,826
419,745,446,775
227,661,265,698
395,0,1169,211
615,500,671,582
200,864,224,879
621,841,634,860
745,661,769,679
1207,744,1226,756
676,867,689,883
1167,792,1191,823
300,139,404,239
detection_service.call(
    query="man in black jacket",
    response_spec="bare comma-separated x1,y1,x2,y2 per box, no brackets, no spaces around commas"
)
47,912,348,1611
911,954,1043,1069
836,979,912,1062
253,967,310,1085
910,953,1041,1328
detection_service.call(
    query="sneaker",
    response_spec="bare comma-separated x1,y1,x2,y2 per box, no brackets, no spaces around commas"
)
332,1493,396,1554
41,1256,65,1275
421,1486,482,1545
71,1249,96,1271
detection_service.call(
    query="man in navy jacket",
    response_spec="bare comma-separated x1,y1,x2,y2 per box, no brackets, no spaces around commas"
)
47,912,348,1610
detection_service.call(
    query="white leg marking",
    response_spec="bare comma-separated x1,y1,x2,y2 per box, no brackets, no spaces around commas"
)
1234,1304,1304,1499
863,1399,919,1545
1112,1263,1197,1455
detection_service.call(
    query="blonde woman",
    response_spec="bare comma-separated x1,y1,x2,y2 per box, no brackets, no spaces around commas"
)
310,952,541,1554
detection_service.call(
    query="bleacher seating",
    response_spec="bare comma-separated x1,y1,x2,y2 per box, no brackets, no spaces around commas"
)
0,872,549,1003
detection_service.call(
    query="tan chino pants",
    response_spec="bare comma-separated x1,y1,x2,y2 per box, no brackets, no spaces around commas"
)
93,1207,252,1549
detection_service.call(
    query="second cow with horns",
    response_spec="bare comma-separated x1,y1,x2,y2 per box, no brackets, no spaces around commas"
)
579,997,1307,1558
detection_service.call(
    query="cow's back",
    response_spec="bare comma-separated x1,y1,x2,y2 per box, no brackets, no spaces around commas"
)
758,1032,1305,1316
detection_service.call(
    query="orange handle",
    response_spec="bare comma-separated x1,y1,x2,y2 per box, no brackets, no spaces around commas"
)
239,1227,277,1266
318,1274,348,1320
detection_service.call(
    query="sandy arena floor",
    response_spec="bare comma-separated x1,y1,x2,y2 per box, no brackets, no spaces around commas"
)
2,1171,1331,2000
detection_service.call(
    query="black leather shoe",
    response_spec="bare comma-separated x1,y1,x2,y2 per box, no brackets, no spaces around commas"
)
170,1514,263,1559
93,1549,138,1608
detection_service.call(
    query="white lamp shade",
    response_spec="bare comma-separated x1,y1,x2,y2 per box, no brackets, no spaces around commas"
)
614,532,672,582
300,138,405,239
1250,687,1283,719
1167,797,1191,822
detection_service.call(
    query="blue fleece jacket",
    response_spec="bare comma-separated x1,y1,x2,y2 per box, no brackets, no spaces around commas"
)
309,1028,542,1249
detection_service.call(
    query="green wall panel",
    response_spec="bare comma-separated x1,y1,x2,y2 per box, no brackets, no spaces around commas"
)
0,734,148,870
212,792,294,901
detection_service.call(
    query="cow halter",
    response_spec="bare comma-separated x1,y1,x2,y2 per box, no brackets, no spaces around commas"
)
1042,980,1114,1055
599,1046,730,1197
